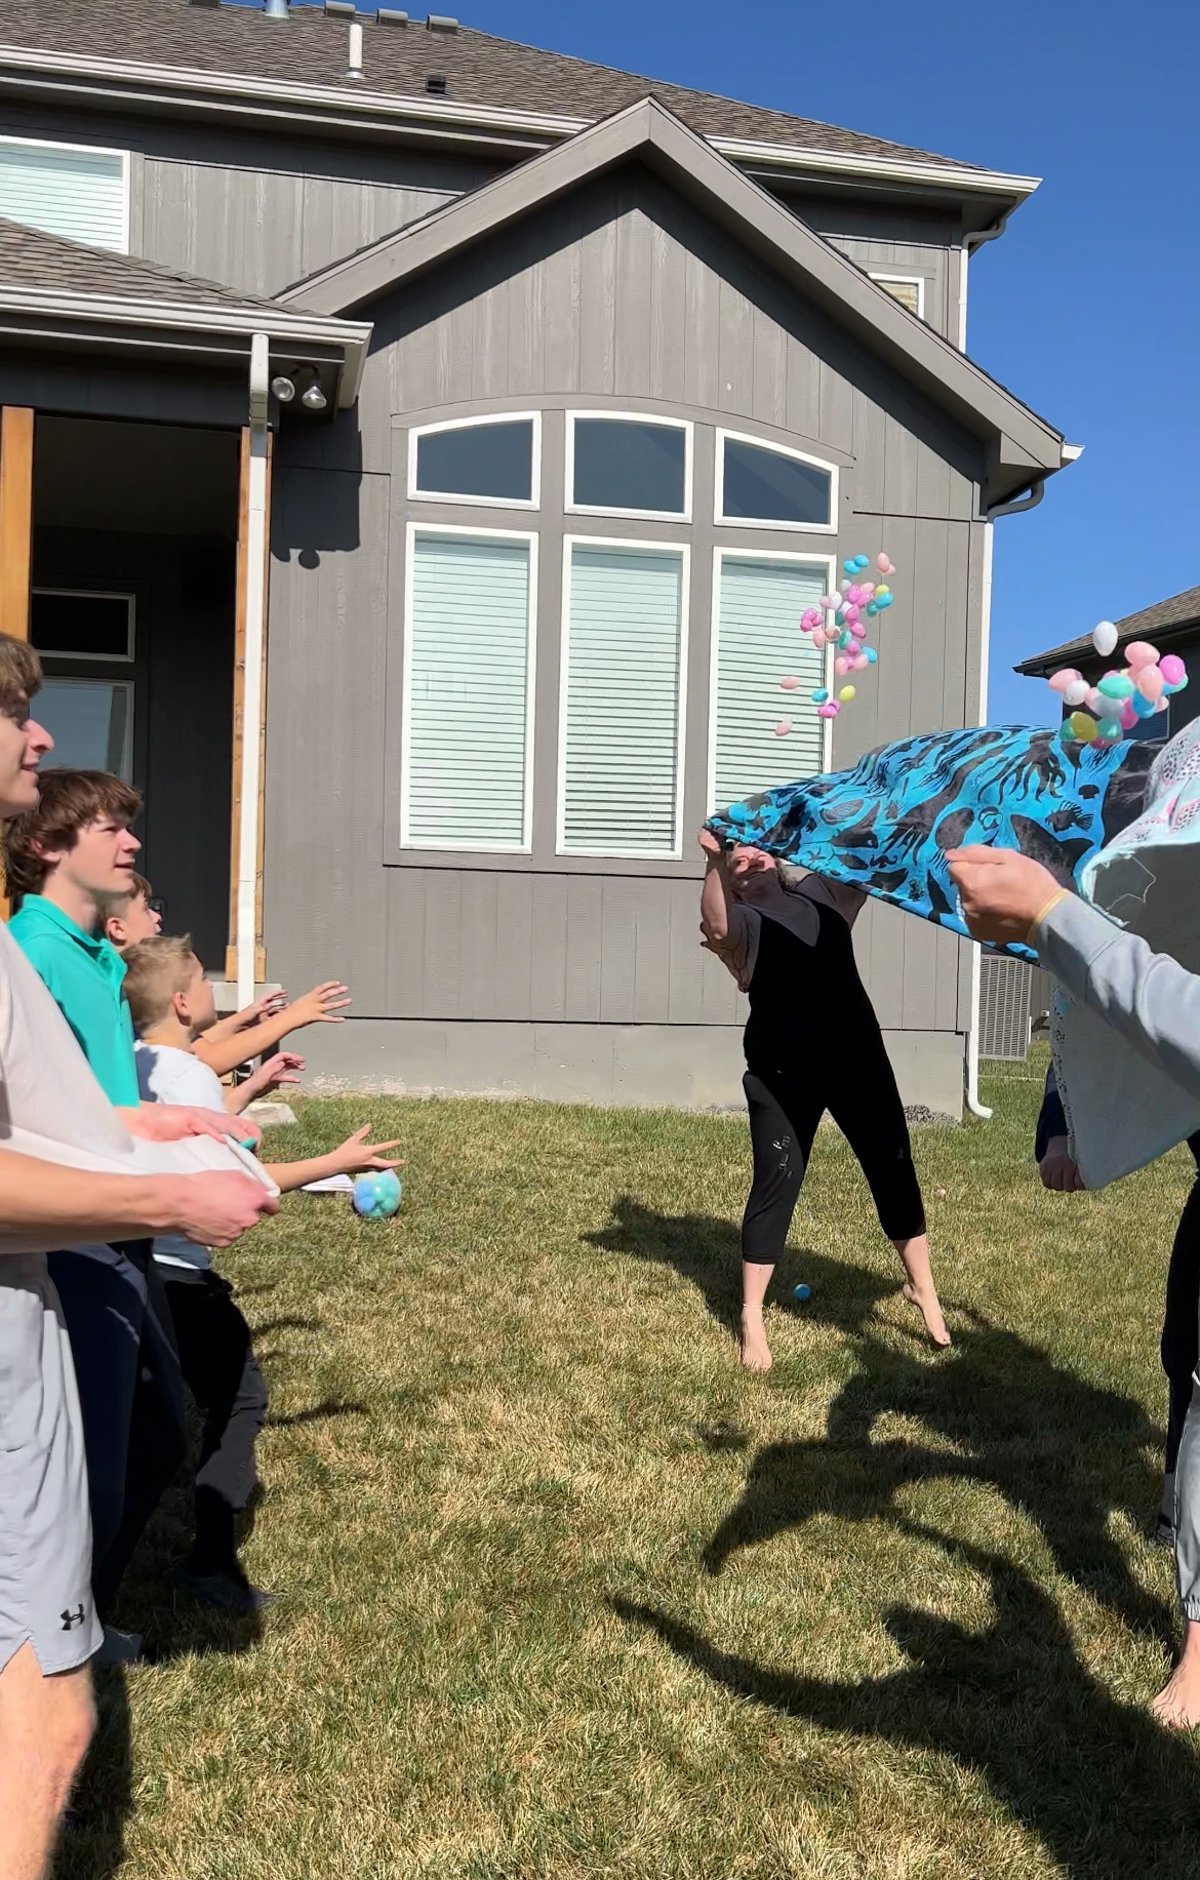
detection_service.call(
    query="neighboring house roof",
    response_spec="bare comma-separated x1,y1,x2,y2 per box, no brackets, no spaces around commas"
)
1015,586,1200,677
0,1,1038,212
282,96,1068,507
0,216,372,404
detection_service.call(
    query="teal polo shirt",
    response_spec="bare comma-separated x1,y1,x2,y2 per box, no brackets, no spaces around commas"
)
9,893,141,1107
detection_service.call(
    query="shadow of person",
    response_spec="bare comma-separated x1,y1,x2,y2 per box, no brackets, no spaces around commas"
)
584,1196,909,1344
615,1523,1200,1880
705,1303,1169,1640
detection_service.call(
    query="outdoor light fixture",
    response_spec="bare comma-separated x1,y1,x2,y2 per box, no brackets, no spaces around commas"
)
301,381,329,412
271,374,296,403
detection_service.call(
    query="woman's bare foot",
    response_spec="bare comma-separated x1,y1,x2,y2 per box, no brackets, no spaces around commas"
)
740,1308,773,1373
902,1281,952,1349
1152,1623,1200,1727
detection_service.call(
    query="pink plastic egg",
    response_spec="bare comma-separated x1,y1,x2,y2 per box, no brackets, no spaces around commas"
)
834,655,849,676
852,654,869,671
1125,641,1159,671
1118,698,1139,731
1161,654,1187,686
812,629,827,650
780,676,800,691
774,721,792,737
816,701,840,720
1137,666,1165,702
1048,668,1081,695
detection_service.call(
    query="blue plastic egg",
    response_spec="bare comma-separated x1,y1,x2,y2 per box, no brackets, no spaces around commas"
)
812,688,829,704
865,647,878,664
793,1282,812,1302
352,1170,403,1219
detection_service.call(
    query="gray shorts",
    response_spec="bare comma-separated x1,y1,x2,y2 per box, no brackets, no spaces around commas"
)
0,1256,101,1676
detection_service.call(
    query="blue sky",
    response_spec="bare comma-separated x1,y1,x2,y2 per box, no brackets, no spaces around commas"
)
239,0,1197,722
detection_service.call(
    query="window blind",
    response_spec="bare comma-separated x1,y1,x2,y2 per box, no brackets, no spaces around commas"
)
0,141,128,252
711,556,826,813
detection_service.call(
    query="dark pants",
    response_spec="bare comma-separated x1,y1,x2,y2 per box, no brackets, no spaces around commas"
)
48,1241,188,1617
1162,1139,1200,1478
742,1049,926,1265
163,1266,268,1579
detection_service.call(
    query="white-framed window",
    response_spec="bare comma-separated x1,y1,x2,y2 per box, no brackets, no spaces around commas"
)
715,429,837,533
31,589,135,663
708,550,835,813
558,536,688,859
566,412,692,522
408,413,541,509
0,135,130,252
869,273,926,320
400,523,537,853
37,678,134,780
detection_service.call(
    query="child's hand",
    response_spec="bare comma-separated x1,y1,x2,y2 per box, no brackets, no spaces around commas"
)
256,1051,305,1094
236,989,289,1030
327,1126,403,1178
289,981,352,1029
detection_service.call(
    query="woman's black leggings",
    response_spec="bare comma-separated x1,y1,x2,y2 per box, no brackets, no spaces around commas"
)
741,1048,926,1264
1162,1138,1200,1477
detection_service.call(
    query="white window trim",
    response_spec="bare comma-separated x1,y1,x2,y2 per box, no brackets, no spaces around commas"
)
557,532,690,861
399,519,538,855
32,588,136,663
706,547,838,815
40,675,135,781
565,411,694,524
714,428,838,535
407,411,542,511
0,132,132,252
868,272,926,321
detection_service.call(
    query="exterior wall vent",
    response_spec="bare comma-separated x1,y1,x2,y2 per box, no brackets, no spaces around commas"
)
425,72,448,94
979,954,1033,1061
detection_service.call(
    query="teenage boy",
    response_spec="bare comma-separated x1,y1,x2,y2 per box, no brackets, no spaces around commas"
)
4,772,259,1648
103,873,351,1076
0,636,275,1880
122,934,400,1610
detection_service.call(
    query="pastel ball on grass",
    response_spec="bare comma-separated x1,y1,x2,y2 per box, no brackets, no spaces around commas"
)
352,1169,403,1219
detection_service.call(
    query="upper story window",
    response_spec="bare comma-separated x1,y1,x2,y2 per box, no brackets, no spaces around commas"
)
409,415,539,508
869,273,925,319
0,136,129,253
31,590,135,663
716,430,836,532
567,413,691,521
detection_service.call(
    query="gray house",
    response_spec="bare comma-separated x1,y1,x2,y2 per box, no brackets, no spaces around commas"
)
1017,585,1200,745
0,0,1074,1115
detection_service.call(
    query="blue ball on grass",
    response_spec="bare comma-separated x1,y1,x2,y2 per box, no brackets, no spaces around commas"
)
793,1282,812,1303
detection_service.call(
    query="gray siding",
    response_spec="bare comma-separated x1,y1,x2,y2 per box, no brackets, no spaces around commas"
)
266,164,985,1066
785,198,965,344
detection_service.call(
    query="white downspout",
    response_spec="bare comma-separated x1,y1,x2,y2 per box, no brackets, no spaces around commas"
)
964,515,995,1120
237,332,271,1011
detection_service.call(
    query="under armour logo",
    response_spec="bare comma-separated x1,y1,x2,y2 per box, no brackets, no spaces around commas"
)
60,1603,87,1631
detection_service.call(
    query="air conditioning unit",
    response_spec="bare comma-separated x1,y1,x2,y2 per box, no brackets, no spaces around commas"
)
979,953,1033,1061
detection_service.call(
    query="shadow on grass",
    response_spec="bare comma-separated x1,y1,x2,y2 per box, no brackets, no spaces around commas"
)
616,1521,1200,1880
267,1398,367,1430
593,1200,1168,1640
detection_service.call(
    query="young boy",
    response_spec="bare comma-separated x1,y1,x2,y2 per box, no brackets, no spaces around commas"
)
122,934,401,1610
104,872,351,1077
4,772,256,1653
0,645,274,1880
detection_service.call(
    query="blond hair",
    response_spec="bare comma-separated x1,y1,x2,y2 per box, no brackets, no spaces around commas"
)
122,934,197,1035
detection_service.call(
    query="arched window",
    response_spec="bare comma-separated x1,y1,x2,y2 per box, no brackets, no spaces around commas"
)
715,429,836,532
408,414,540,508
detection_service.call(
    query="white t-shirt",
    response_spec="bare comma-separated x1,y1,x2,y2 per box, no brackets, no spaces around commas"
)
135,1041,235,1270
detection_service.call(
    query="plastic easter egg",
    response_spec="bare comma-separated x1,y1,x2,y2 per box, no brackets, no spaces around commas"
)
866,602,879,617
774,721,792,737
846,639,862,657
1092,619,1119,658
812,629,828,650
1133,688,1158,719
838,630,854,650
1068,711,1099,743
1166,674,1190,696
1097,671,1134,700
818,594,834,610
793,1282,812,1302
838,685,856,703
834,610,846,627
864,647,878,664
854,554,870,570
1161,654,1187,687
852,654,869,671
876,553,893,573
1085,688,1104,716
876,592,894,610
780,675,800,690
1118,698,1139,731
1048,667,1081,695
1063,678,1090,707
811,688,829,704
1126,641,1159,671
843,560,858,577
816,701,840,720
1137,665,1165,702
1157,697,1171,712
830,591,843,609
352,1169,403,1219
875,585,891,598
1096,717,1122,742
834,655,849,676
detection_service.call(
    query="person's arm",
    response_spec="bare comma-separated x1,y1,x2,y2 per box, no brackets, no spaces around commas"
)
203,990,289,1047
1033,1063,1084,1192
223,1052,304,1115
265,1126,402,1195
1035,894,1200,1105
0,1153,276,1255
193,981,350,1076
118,1104,261,1149
698,832,758,990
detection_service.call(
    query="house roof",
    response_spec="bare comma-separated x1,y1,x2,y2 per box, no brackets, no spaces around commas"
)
0,215,372,404
1016,586,1200,677
0,0,1038,207
282,96,1068,507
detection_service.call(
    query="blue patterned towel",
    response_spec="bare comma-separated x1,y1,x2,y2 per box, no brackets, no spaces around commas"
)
706,725,1159,960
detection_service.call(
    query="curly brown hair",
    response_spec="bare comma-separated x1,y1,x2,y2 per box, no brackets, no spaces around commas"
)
3,768,141,901
0,632,42,717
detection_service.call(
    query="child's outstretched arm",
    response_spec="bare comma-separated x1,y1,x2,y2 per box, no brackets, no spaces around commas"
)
224,1052,305,1114
205,989,288,1047
194,981,351,1077
266,1126,402,1196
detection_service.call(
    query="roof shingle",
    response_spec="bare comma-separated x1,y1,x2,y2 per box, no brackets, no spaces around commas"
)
0,0,995,174
0,213,303,312
1015,586,1200,676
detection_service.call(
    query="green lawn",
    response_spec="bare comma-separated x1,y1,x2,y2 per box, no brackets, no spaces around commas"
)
68,1059,1200,1879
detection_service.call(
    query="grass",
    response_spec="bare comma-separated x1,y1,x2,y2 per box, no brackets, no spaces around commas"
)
66,1055,1200,1879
